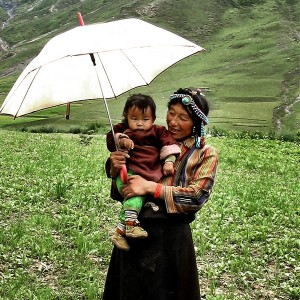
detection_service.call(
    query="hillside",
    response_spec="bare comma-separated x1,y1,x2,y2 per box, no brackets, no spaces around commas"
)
0,0,299,134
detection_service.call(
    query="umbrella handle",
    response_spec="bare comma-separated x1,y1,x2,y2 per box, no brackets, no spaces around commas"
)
120,164,128,184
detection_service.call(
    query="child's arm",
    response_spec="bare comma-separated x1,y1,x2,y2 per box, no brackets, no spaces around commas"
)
106,123,127,152
162,155,176,176
119,136,134,150
115,133,134,150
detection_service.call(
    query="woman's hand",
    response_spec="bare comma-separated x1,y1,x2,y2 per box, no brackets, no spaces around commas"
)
109,150,130,178
122,175,157,199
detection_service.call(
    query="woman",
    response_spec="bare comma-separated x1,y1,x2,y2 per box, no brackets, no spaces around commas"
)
103,88,218,300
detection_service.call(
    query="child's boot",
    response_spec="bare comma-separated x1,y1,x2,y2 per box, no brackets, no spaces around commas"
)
111,226,130,251
125,221,148,239
124,210,148,239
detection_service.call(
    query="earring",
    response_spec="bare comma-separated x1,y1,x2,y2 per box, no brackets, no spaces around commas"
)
200,137,205,148
193,124,205,148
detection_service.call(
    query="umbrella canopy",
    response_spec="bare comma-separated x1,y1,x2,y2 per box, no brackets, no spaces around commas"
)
0,17,204,118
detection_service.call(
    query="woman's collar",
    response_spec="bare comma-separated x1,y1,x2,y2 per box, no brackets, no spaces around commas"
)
177,136,195,148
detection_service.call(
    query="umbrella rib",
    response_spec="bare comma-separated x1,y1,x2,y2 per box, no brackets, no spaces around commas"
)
94,52,117,99
120,49,149,85
13,68,42,119
91,53,118,149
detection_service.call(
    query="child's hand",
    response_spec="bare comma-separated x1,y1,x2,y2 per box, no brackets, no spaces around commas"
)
120,138,134,150
163,162,174,176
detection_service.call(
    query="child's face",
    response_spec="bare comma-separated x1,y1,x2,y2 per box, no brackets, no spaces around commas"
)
126,106,155,131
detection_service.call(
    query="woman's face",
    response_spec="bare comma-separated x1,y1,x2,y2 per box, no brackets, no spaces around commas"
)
166,103,193,141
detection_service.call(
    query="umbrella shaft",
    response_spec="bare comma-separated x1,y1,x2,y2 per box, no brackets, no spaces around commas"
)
103,97,118,150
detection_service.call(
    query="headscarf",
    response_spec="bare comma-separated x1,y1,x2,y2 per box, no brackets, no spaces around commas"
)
169,88,209,148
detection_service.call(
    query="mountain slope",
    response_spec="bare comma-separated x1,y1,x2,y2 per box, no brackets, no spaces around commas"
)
0,0,299,134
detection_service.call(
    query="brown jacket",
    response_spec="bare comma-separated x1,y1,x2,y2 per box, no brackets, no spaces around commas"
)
106,123,180,182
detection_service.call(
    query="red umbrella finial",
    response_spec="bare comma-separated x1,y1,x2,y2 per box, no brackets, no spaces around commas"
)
77,12,85,26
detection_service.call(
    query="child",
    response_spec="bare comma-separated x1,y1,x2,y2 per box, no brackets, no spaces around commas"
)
106,93,181,251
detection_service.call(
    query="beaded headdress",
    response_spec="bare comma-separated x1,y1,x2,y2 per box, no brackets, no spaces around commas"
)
169,91,209,148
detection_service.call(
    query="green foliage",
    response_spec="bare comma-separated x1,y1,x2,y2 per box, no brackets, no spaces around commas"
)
193,135,300,298
209,126,300,142
0,131,113,299
237,0,266,5
54,179,72,200
79,131,94,146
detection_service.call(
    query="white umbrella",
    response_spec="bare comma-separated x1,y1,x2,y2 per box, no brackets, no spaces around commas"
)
0,16,204,129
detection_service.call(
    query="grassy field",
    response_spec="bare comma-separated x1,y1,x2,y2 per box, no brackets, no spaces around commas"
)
0,131,299,299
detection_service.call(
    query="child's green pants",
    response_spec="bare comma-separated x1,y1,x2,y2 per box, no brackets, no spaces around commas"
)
116,169,144,223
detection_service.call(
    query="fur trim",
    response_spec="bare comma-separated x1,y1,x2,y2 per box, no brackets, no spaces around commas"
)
160,144,181,160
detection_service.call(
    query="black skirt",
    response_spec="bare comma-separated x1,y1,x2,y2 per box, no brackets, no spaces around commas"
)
102,217,201,300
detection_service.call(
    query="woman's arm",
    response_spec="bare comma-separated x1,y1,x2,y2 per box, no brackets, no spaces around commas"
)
122,145,218,214
164,145,218,214
121,175,158,200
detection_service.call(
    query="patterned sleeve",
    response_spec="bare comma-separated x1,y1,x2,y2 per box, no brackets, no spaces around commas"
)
163,145,218,214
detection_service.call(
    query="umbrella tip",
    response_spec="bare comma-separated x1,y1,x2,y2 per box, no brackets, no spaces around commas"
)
77,12,85,26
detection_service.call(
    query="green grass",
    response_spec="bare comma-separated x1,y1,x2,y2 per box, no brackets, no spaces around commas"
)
0,131,299,299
